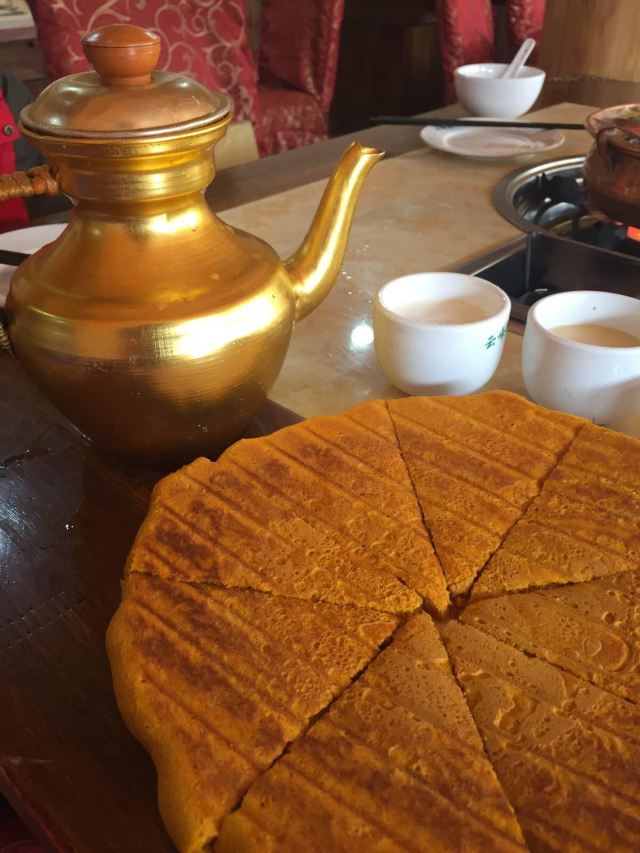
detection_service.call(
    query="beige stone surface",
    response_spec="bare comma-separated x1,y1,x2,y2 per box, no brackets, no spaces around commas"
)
222,104,594,418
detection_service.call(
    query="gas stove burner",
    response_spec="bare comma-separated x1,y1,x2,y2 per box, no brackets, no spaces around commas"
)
570,218,640,258
454,156,640,322
493,155,640,260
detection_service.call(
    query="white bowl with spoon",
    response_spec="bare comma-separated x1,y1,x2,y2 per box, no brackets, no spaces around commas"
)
454,62,545,118
455,37,542,119
374,272,510,395
522,290,640,431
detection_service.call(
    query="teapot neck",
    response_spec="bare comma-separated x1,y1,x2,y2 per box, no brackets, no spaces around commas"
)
70,192,216,227
23,122,226,206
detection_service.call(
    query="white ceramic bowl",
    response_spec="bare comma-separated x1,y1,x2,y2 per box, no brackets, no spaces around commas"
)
373,272,510,395
454,63,545,118
522,290,640,431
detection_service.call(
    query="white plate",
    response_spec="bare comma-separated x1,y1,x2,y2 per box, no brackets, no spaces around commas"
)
420,125,565,160
0,223,66,307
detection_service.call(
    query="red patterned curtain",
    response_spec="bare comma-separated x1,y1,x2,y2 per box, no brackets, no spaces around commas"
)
436,0,495,103
437,0,546,103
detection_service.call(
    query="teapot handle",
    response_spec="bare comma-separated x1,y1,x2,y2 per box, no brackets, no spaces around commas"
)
0,310,12,356
595,127,615,178
0,165,59,201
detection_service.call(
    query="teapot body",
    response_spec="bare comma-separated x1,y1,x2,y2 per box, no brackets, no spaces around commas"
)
6,130,296,463
7,207,296,464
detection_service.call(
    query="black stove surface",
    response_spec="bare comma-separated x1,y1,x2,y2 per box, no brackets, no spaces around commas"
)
511,166,640,258
454,231,640,323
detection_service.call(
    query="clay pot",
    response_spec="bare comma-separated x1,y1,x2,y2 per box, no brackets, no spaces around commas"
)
584,103,640,226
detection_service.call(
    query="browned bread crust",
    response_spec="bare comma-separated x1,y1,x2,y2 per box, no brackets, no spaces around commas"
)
107,573,398,851
388,391,583,596
107,392,640,851
441,620,640,850
217,614,526,852
463,568,640,705
472,420,640,599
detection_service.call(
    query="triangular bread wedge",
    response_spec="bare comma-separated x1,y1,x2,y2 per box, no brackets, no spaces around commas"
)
127,400,447,615
126,458,419,616
472,421,640,600
387,391,582,596
217,613,526,852
562,419,640,489
463,568,640,704
106,574,398,852
441,621,640,851
218,400,449,613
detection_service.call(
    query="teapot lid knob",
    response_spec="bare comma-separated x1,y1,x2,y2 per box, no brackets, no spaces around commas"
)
82,24,161,87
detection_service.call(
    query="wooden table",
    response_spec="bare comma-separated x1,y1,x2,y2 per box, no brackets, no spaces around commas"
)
0,356,302,852
211,76,639,212
0,80,629,851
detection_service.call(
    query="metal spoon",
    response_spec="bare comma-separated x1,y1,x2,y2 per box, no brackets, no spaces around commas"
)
501,38,536,79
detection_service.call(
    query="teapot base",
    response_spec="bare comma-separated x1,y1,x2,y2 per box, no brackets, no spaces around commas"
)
12,343,277,466
88,398,269,467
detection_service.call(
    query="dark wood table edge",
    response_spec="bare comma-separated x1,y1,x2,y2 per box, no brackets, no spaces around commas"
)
0,349,303,853
0,764,74,853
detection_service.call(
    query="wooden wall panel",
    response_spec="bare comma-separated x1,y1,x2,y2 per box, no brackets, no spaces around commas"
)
539,0,640,83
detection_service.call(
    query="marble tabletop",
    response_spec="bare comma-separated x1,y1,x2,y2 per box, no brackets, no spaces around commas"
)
223,102,594,418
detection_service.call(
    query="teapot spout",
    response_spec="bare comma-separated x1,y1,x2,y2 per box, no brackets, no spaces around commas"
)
286,141,384,321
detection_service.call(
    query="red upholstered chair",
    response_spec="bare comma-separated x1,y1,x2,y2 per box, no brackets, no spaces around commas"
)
436,0,546,103
436,0,495,103
27,0,265,147
0,816,45,852
27,0,345,156
257,0,345,155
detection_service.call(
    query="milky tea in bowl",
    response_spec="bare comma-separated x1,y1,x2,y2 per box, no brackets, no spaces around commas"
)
406,297,492,325
373,272,511,395
522,290,640,430
548,323,640,348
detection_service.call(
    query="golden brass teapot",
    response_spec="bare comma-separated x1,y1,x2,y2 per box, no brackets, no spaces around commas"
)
3,24,383,464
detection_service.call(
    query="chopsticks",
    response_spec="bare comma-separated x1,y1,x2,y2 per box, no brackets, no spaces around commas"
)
0,249,29,266
370,116,585,130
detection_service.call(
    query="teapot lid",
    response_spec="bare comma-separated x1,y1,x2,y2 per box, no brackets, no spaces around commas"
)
21,24,231,139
